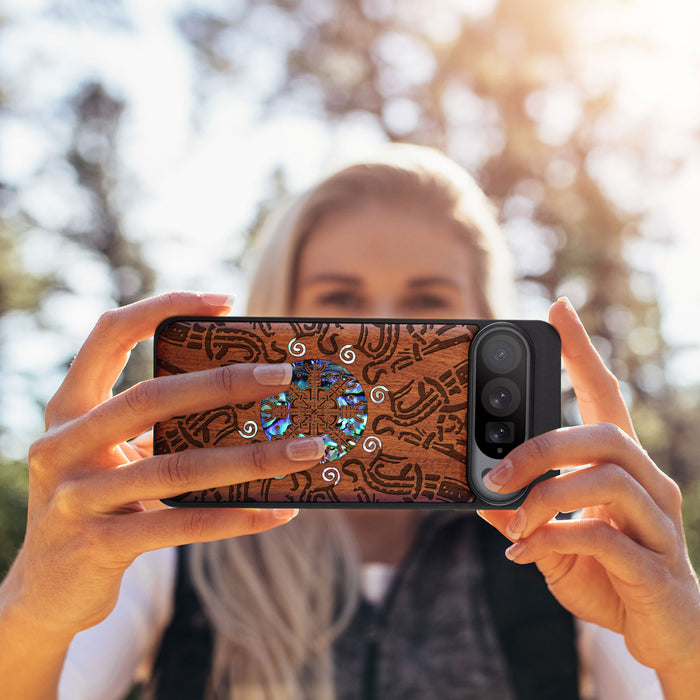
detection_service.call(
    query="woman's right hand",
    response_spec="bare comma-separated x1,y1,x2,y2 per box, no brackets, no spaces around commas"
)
1,292,324,642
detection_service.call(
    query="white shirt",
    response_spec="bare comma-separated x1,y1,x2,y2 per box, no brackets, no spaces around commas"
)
59,548,663,700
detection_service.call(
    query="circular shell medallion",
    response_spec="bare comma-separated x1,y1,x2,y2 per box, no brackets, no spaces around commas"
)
260,359,368,462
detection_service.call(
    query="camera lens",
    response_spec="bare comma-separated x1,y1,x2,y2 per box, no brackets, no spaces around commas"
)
489,387,510,411
482,334,523,374
486,421,514,444
481,378,521,417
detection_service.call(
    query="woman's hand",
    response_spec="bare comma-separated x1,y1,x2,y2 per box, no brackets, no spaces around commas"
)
478,298,700,696
1,292,325,643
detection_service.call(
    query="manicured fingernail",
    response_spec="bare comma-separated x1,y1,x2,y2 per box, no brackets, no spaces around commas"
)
505,541,527,561
286,437,326,461
506,509,527,540
254,363,293,386
273,508,299,521
483,460,512,493
199,293,236,310
557,296,578,319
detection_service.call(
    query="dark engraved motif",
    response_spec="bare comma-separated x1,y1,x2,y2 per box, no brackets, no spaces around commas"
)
154,320,478,504
157,320,286,364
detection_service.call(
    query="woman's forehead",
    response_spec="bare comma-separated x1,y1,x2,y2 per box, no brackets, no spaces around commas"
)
297,203,473,279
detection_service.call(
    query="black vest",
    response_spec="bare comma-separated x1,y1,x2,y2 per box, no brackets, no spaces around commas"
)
148,514,579,699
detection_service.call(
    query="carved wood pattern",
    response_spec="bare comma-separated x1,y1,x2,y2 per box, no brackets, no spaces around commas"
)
154,319,479,504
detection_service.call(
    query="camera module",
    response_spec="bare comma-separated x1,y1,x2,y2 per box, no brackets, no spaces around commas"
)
470,323,531,463
467,320,560,507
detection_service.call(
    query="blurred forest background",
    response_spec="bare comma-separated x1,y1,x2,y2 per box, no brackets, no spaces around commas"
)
1,0,700,574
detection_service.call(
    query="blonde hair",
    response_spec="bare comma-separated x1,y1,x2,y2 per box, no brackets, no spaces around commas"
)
246,143,514,317
188,144,514,699
189,512,359,700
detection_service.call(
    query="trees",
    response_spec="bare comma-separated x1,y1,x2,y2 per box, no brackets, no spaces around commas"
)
0,0,698,568
176,0,700,497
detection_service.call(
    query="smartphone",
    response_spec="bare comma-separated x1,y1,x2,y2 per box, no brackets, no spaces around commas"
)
153,317,560,509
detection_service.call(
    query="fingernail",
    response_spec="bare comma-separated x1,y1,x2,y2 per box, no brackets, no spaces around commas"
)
557,296,578,319
483,460,512,493
254,363,293,386
199,293,236,310
286,437,326,461
506,509,527,540
273,508,299,521
505,541,527,561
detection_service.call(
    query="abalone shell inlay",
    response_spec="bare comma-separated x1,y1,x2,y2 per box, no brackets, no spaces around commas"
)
260,359,368,462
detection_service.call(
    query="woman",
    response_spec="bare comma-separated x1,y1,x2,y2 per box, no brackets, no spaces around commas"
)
0,145,697,699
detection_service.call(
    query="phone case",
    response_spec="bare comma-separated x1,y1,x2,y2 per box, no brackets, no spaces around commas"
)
153,317,560,508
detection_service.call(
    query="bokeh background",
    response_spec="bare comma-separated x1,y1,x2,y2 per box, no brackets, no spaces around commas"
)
1,0,700,575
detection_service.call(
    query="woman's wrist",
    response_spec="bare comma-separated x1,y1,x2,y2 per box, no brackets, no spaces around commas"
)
655,644,700,700
657,666,700,700
1,549,77,645
0,554,75,698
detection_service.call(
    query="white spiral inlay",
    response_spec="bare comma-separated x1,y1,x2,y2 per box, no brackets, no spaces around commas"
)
237,420,258,439
322,466,341,486
362,436,382,453
339,344,356,364
370,385,388,404
288,337,306,357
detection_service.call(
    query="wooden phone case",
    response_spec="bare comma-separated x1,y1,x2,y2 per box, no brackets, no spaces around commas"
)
153,318,559,508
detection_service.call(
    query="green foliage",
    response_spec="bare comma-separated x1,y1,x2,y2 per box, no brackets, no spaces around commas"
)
0,224,54,316
176,0,696,489
0,2,698,559
0,460,28,577
682,478,700,572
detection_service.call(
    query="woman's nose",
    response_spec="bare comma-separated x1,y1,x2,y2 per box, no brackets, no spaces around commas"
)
365,299,399,319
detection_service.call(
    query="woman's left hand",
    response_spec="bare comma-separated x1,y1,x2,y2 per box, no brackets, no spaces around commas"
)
478,298,700,696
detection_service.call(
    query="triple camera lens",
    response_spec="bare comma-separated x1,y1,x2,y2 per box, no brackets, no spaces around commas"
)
472,326,530,457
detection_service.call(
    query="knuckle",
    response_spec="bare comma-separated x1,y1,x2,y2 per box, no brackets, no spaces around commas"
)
212,364,238,395
662,476,683,512
245,441,271,476
28,435,49,473
161,291,191,309
123,379,158,416
28,433,59,476
95,307,137,356
522,432,554,465
584,518,615,545
94,308,121,337
597,421,628,446
245,509,268,532
51,478,88,520
52,479,85,518
183,509,211,541
601,462,632,490
157,450,196,489
529,477,554,510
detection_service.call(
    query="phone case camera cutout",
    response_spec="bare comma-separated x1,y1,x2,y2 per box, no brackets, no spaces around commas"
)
153,318,560,509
